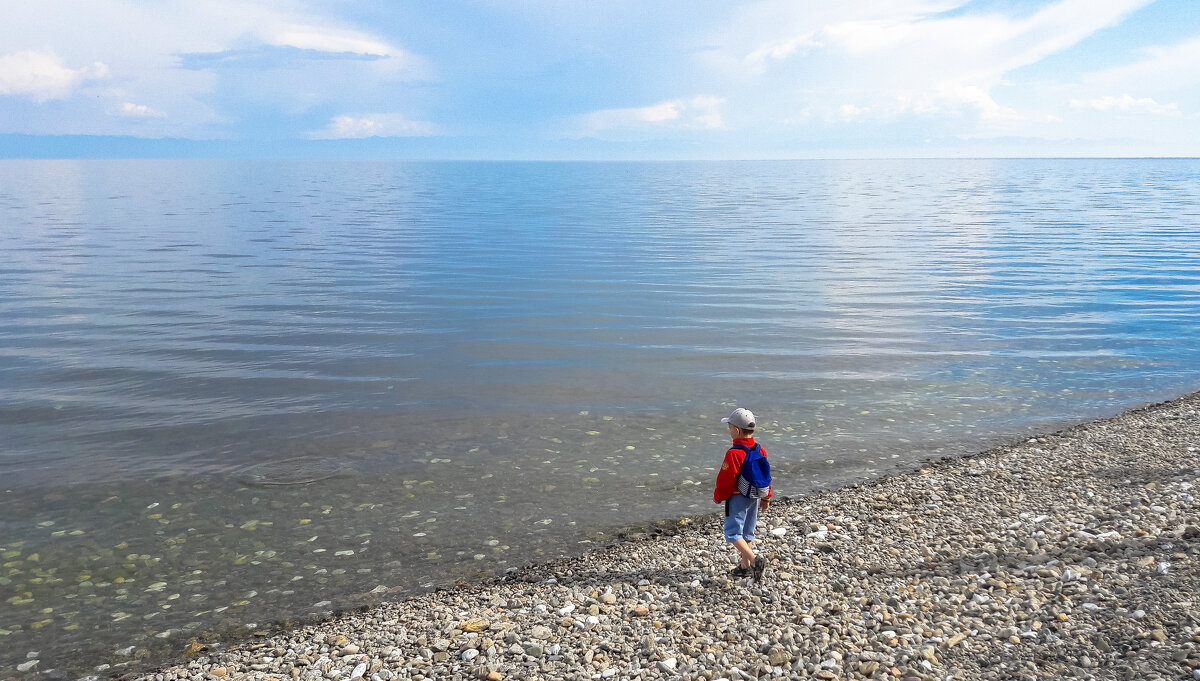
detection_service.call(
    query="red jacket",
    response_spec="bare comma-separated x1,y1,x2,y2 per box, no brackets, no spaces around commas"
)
714,437,771,503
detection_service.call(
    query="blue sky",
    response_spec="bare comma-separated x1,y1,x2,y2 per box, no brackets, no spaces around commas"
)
1,0,1197,159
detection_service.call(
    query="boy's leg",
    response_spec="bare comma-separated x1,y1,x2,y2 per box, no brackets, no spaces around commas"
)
743,497,759,544
732,511,759,567
724,496,756,568
731,538,754,568
744,502,767,581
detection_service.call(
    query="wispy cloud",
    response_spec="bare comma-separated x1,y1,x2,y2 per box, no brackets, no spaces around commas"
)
744,33,823,73
111,101,165,118
177,24,429,80
1079,35,1200,110
731,0,1153,129
308,114,440,139
1070,94,1179,116
0,50,108,103
265,25,399,57
570,96,725,138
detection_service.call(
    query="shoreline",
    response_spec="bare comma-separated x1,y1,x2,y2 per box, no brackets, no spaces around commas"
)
67,392,1200,680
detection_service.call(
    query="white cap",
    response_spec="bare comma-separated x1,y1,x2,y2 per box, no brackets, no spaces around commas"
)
721,408,756,430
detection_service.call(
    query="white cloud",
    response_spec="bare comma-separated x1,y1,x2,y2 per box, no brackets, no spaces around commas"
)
267,25,398,57
1075,36,1200,116
572,96,725,137
728,0,1152,130
309,113,440,139
744,33,823,73
838,104,868,120
1070,94,1179,116
112,101,165,118
1092,35,1200,88
0,50,108,102
935,83,1019,122
0,1,431,137
823,19,914,55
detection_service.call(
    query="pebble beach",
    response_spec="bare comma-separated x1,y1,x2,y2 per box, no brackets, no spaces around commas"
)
30,391,1200,681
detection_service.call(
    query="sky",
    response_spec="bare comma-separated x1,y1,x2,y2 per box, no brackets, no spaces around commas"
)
1,0,1197,159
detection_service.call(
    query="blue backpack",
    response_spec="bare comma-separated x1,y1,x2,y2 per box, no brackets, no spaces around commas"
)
733,443,771,499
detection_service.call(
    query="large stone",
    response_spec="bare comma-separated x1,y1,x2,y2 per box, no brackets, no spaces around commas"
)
523,644,544,658
461,618,490,633
530,625,552,640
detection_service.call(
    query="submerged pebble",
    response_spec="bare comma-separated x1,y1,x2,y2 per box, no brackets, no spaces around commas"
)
114,393,1200,681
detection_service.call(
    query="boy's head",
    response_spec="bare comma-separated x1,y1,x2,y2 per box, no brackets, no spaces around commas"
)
722,407,756,438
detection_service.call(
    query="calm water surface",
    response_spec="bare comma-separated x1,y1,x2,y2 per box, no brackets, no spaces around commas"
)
1,159,1199,676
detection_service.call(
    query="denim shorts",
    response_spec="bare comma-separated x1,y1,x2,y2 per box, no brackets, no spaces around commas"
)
723,494,759,543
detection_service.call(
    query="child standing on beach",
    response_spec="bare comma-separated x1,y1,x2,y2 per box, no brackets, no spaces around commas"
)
713,407,771,581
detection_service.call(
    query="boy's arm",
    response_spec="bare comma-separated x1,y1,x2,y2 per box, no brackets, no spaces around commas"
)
713,448,739,503
761,446,772,508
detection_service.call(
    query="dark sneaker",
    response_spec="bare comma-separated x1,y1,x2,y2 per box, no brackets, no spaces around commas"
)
752,555,767,582
729,563,751,578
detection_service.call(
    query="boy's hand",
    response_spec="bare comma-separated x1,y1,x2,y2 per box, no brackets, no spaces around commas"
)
759,499,770,512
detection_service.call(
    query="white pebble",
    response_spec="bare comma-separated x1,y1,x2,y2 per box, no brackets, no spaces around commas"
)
461,649,479,661
770,527,787,537
350,662,367,679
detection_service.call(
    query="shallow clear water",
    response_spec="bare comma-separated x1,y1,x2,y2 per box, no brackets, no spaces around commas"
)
1,158,1199,675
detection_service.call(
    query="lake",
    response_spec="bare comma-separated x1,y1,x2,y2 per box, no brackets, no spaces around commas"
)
1,158,1199,676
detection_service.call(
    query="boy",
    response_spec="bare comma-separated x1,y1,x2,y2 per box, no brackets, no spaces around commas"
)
713,407,771,581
